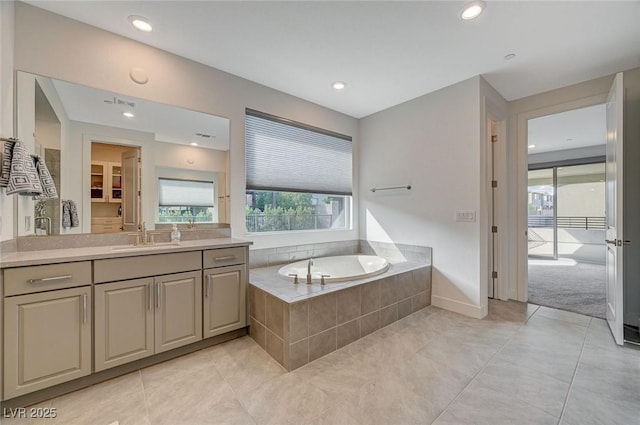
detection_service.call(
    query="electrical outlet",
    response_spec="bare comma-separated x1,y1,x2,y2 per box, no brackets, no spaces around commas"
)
455,210,476,222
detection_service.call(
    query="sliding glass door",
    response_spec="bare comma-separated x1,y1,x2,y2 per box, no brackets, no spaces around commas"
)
528,168,556,258
528,163,605,261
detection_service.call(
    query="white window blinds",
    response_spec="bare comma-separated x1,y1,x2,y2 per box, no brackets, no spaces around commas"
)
158,178,214,207
245,109,353,196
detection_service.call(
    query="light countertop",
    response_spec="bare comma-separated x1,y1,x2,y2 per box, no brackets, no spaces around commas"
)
250,260,429,304
0,238,252,268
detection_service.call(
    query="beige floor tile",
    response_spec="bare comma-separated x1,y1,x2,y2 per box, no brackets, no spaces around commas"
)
534,305,592,327
238,373,339,425
48,372,148,425
473,360,570,417
443,379,559,425
561,386,640,425
142,357,239,425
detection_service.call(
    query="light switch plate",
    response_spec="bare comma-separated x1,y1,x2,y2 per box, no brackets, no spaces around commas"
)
455,210,476,222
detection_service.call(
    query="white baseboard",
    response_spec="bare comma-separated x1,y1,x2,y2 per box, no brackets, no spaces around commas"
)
431,295,485,319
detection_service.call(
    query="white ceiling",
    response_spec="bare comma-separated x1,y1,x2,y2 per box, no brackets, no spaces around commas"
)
527,104,606,154
25,1,640,119
49,77,230,150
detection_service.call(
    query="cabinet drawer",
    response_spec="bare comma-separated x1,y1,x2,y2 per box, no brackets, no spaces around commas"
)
203,247,246,268
3,261,92,297
94,251,201,283
91,217,122,225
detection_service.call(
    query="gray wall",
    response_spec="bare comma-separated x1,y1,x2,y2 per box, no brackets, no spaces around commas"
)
624,68,640,327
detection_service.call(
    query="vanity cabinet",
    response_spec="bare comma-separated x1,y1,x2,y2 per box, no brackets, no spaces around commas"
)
93,253,203,371
94,278,154,372
203,265,246,338
2,243,248,400
91,161,122,203
3,262,92,399
202,247,247,338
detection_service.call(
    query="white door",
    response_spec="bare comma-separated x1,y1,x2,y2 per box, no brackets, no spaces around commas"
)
605,73,624,345
121,148,141,231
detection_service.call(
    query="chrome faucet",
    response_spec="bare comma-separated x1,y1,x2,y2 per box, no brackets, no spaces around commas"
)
306,258,314,284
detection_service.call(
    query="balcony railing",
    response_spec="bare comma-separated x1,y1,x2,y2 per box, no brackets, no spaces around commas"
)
246,213,337,232
527,216,606,230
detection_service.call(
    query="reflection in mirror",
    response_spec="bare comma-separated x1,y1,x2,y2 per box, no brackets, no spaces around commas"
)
15,71,230,236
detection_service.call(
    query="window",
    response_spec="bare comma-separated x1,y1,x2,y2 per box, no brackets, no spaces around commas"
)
158,178,215,223
245,109,352,233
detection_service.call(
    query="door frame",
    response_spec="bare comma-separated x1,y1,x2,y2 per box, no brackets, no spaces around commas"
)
516,95,608,302
82,134,141,234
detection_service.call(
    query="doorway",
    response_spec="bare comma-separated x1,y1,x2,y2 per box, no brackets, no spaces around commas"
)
526,105,607,318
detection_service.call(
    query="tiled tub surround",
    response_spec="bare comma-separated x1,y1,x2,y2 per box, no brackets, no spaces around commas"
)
249,244,432,370
249,239,431,269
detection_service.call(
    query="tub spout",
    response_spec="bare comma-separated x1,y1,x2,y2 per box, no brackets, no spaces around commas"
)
306,258,314,284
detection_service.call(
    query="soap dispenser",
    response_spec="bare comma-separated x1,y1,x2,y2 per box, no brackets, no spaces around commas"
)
170,224,181,243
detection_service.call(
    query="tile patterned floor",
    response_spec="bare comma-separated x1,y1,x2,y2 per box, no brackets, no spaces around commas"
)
3,301,639,425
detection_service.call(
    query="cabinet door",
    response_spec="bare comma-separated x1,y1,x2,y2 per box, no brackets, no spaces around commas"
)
109,163,122,204
154,271,202,353
90,161,107,202
4,287,91,398
203,265,246,338
94,278,154,371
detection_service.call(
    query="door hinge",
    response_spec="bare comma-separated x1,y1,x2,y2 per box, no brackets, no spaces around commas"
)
491,135,498,143
492,226,498,233
138,190,141,196
492,271,498,279
138,157,141,163
491,180,497,188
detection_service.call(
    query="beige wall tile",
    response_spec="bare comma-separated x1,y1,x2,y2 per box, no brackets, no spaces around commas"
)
397,271,414,300
266,294,285,338
380,275,398,307
309,328,337,362
288,339,309,371
411,291,429,313
360,311,380,337
361,281,381,315
337,319,360,349
249,285,266,324
337,286,361,324
289,300,309,343
381,304,398,328
249,317,266,349
266,330,285,367
398,298,413,320
309,293,337,336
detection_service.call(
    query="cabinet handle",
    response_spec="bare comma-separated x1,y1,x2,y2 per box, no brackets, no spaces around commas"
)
28,275,72,284
156,282,161,309
148,283,152,310
82,293,88,324
214,256,235,261
205,274,211,298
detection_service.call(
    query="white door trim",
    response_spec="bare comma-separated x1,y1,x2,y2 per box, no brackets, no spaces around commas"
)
515,94,608,302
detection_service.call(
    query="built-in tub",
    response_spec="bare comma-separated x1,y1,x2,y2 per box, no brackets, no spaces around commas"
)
277,255,389,283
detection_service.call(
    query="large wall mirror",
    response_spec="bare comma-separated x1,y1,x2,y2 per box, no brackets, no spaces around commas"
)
14,71,230,236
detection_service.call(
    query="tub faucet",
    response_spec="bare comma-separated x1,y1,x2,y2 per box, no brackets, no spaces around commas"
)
306,258,314,284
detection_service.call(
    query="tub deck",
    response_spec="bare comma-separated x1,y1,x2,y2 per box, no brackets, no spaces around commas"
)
249,260,432,370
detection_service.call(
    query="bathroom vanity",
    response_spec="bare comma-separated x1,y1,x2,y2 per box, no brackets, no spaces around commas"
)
0,238,250,405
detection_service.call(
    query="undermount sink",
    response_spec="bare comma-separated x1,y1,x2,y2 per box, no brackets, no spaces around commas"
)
111,242,181,251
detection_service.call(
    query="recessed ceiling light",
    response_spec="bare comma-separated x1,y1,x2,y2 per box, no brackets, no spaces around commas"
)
332,81,346,90
460,1,486,20
504,53,516,61
123,112,135,118
190,142,199,147
129,15,152,32
528,144,536,149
